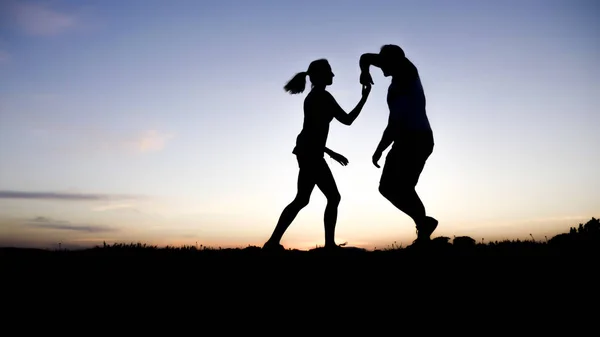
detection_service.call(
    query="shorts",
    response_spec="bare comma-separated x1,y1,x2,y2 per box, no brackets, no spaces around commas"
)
380,131,434,189
296,155,329,177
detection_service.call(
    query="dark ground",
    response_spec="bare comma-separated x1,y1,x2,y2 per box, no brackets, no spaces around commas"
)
3,231,598,279
1,230,598,329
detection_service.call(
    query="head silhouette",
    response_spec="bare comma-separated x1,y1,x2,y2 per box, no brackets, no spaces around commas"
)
379,44,406,77
284,59,335,94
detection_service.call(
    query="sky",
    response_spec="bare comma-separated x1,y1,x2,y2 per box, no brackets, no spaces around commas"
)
0,0,598,250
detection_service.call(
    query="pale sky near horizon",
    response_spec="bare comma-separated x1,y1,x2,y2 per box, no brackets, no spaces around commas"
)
0,0,598,250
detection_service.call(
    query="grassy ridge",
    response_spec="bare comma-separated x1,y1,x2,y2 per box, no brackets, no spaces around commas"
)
2,217,599,258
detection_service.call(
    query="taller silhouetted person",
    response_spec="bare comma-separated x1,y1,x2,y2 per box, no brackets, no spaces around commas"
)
263,59,371,251
359,44,438,245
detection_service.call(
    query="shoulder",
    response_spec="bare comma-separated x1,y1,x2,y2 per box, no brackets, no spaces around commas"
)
313,88,333,98
307,89,335,103
322,90,337,104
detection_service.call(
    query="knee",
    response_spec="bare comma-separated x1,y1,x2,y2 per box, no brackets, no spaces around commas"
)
379,184,391,198
292,195,310,209
380,184,407,200
327,192,341,205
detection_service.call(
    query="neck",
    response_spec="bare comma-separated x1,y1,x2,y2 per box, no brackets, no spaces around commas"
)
313,84,326,91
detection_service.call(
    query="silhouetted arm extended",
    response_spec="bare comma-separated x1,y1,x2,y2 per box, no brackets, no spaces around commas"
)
359,53,380,86
324,147,335,157
327,89,370,126
360,53,382,72
333,96,368,126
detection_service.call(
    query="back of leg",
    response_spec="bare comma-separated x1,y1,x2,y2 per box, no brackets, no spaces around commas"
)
293,157,320,207
379,145,428,222
315,159,341,247
315,159,340,204
266,158,318,244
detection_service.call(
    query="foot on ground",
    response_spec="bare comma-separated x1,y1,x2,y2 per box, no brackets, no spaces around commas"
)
262,241,285,252
416,216,438,241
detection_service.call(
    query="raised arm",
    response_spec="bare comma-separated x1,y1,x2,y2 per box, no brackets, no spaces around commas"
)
329,86,371,126
359,53,381,86
360,53,382,72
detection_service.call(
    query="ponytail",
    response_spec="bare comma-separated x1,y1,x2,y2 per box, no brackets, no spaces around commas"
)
284,71,308,94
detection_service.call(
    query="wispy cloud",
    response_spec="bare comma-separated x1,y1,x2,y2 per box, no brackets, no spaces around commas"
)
128,130,175,154
26,216,116,233
13,3,76,36
91,203,140,212
0,190,140,201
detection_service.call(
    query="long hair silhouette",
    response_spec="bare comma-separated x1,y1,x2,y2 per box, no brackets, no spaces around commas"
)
284,59,330,94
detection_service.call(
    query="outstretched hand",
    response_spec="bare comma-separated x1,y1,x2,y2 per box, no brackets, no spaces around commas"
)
329,152,349,166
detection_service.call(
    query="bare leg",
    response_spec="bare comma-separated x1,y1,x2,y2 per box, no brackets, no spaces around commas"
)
265,163,317,246
315,160,341,247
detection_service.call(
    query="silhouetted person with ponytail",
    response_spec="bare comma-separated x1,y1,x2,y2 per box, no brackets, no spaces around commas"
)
359,44,438,245
263,59,371,251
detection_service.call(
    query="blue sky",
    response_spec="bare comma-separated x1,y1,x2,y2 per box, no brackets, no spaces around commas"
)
0,0,598,250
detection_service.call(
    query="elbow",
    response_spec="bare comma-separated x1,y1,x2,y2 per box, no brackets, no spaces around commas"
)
337,116,351,125
359,55,368,68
